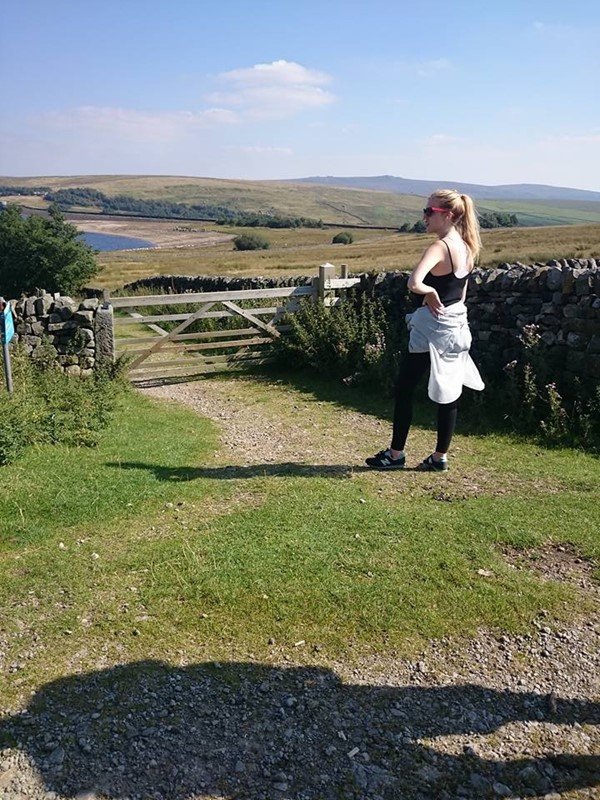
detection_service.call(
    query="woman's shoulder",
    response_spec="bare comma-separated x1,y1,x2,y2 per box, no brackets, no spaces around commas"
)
421,239,447,260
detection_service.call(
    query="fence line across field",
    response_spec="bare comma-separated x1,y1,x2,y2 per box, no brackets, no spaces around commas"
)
108,263,360,381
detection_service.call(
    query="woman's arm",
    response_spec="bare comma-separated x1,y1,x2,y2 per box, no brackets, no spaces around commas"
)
407,241,446,316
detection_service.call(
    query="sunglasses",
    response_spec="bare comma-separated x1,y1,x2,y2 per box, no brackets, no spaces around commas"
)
423,206,448,217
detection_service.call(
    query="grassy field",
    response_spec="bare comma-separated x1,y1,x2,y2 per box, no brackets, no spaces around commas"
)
0,373,598,707
2,174,599,227
94,222,600,289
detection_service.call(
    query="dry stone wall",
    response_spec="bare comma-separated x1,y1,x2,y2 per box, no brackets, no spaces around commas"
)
362,258,600,381
468,258,600,380
9,258,599,383
9,291,113,376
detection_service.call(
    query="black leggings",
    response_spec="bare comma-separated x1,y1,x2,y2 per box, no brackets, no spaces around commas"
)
391,352,459,453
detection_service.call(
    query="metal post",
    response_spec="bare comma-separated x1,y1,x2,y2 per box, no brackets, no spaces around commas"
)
0,297,14,393
2,342,13,394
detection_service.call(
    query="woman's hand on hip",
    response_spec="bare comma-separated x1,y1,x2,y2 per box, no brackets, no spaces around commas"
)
424,290,445,317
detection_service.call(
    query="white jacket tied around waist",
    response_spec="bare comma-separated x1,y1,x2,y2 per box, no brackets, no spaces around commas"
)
406,302,485,404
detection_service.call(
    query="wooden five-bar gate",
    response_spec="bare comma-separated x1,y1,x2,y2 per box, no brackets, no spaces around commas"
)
109,264,360,382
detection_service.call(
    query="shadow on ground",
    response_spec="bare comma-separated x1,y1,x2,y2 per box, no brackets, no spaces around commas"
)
106,462,446,481
105,461,362,480
1,661,598,799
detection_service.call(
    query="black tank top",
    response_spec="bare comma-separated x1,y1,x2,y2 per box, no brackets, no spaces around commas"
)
423,240,469,306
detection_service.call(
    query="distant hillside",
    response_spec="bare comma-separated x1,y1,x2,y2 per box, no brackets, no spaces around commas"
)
1,175,599,227
288,175,600,202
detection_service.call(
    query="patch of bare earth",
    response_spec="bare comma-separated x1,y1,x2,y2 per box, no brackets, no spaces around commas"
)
501,542,599,595
137,376,568,500
69,214,233,249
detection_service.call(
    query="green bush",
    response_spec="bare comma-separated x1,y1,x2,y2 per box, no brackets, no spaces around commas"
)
273,292,402,388
232,233,270,251
498,324,600,451
0,204,99,297
0,346,127,465
332,231,354,244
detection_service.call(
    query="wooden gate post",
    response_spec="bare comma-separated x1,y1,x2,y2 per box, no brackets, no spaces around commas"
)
318,263,336,301
339,264,349,301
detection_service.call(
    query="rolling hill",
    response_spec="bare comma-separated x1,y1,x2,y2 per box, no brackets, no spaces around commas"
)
1,175,599,228
287,175,600,202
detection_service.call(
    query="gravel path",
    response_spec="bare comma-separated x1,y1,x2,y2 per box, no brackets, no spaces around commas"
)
1,378,598,800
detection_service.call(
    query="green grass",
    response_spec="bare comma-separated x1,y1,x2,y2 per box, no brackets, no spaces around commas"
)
0,376,598,707
0,392,222,548
480,199,600,226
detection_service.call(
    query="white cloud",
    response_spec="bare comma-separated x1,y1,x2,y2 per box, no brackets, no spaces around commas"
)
219,60,331,87
2,59,335,175
211,59,335,119
30,59,335,151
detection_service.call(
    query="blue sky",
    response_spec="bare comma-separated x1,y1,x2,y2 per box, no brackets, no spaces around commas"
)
1,0,599,189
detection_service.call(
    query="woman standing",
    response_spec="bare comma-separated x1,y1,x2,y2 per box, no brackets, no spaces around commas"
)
366,189,484,472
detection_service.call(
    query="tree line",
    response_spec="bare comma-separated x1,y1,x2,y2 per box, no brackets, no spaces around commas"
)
0,186,324,230
398,210,519,234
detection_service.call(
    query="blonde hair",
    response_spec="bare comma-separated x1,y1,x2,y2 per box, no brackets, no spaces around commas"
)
430,188,482,262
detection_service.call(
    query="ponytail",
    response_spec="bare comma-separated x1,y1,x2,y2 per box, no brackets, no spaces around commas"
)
429,189,482,263
458,193,482,262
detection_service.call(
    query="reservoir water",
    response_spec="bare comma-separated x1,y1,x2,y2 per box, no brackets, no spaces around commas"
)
78,232,155,251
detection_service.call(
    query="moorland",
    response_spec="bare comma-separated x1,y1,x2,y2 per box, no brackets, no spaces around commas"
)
1,174,599,289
